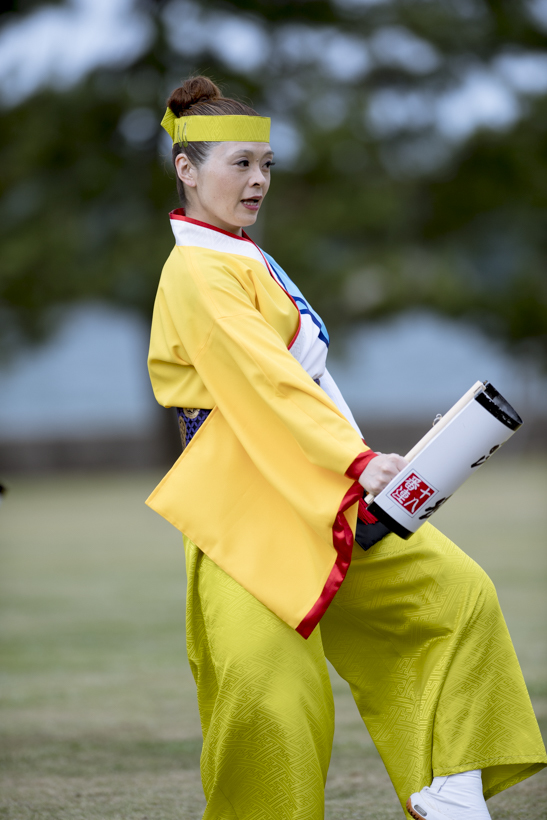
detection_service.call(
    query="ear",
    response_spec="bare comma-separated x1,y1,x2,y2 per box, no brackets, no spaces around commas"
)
175,153,196,188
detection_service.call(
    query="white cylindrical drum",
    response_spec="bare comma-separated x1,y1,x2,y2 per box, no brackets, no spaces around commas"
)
368,382,522,539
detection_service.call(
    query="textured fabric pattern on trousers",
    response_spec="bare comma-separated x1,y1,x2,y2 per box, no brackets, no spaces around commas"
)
183,524,547,820
184,536,334,820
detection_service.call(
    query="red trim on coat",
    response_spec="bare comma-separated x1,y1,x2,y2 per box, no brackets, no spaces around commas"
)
346,447,378,480
351,448,379,523
295,447,379,639
296,470,364,639
351,446,379,523
169,208,254,242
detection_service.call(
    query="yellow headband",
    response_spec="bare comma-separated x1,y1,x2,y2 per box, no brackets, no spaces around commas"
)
161,108,270,145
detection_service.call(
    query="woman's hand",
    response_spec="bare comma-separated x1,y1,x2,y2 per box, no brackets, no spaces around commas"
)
358,453,408,496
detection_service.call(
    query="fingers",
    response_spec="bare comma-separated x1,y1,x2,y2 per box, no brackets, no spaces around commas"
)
358,453,408,496
376,456,402,485
389,453,409,471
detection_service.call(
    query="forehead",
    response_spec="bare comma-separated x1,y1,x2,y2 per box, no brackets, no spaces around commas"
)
212,142,274,159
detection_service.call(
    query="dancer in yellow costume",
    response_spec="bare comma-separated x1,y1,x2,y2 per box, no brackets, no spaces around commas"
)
146,76,546,820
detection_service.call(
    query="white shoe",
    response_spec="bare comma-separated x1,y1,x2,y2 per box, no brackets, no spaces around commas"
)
407,771,491,820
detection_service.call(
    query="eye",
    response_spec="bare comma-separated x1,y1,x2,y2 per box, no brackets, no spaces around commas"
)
236,159,250,167
264,161,275,169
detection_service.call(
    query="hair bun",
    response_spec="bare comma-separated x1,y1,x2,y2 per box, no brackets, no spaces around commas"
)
167,76,222,117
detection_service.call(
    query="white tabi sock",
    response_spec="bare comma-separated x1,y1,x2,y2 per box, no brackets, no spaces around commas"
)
409,769,491,820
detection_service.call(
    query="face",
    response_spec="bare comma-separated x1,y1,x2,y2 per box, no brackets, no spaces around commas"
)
175,142,274,236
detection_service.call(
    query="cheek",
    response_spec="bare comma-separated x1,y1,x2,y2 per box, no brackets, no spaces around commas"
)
212,174,240,206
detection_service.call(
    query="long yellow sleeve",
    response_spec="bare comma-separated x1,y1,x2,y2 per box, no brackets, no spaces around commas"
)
150,245,367,477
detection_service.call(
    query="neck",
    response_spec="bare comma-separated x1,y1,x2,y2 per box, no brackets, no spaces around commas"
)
184,204,243,237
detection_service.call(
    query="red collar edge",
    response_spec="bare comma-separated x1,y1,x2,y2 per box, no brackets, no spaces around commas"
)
169,208,254,243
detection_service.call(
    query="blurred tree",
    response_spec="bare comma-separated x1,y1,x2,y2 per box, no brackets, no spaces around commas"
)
0,0,546,364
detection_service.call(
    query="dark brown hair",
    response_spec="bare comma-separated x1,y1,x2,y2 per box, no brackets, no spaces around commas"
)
167,76,259,207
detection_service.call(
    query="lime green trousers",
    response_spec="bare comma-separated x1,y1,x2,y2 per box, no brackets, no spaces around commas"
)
183,523,546,820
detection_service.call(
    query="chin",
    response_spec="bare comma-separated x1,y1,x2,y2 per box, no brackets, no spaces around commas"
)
224,206,259,234
241,211,259,226
235,202,260,221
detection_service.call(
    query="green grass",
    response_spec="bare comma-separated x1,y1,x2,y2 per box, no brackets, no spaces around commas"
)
0,459,546,819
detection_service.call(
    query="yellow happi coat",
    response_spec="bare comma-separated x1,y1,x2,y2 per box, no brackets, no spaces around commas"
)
146,212,371,635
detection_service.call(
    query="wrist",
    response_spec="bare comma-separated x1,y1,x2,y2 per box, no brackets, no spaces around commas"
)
345,446,379,482
358,454,381,491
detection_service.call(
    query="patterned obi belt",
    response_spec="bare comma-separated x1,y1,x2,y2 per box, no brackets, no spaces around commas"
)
176,408,211,450
175,406,389,551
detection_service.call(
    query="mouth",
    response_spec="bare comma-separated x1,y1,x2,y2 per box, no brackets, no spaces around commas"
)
240,197,262,211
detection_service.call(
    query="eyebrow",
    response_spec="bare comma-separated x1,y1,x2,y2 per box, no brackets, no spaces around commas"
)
228,148,275,159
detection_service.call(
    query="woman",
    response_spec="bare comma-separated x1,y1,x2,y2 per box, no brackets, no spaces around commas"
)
146,76,546,820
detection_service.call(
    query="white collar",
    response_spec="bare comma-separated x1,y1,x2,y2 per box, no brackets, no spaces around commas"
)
169,209,268,270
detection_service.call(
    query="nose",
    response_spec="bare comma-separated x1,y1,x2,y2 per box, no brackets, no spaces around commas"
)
250,164,267,186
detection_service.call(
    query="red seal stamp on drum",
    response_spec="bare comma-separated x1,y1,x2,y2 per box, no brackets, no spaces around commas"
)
389,472,437,516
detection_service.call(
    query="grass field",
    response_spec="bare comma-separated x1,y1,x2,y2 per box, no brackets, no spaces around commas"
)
0,458,546,819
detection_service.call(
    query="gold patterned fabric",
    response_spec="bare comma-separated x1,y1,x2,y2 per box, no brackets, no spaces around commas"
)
183,524,546,819
160,109,271,144
184,535,334,820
